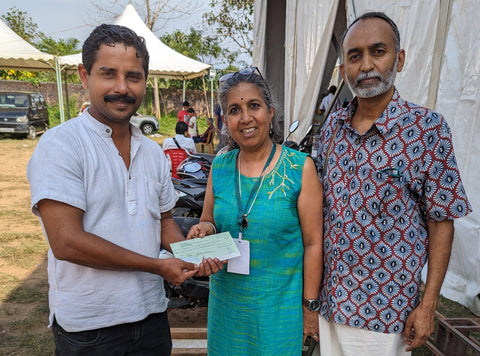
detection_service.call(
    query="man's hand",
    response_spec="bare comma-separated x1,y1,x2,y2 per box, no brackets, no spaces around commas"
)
403,303,436,351
303,308,319,344
158,258,199,286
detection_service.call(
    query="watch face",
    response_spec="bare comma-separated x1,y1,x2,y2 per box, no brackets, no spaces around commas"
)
310,300,320,311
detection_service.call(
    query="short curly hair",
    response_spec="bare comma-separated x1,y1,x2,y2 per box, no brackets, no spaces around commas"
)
82,24,149,78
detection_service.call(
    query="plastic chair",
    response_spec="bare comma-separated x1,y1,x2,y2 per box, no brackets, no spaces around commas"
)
197,130,215,154
163,148,188,179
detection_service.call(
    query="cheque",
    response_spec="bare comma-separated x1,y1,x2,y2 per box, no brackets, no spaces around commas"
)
170,232,240,264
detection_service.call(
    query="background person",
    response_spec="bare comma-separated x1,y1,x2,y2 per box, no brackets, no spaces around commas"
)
187,67,323,355
193,117,214,143
317,12,471,355
317,85,340,116
186,107,198,138
177,100,190,121
27,24,221,355
163,121,197,153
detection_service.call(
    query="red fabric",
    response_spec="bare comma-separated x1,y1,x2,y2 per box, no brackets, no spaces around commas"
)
177,110,188,122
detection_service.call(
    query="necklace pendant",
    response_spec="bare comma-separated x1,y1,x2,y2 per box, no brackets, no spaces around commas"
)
242,215,248,228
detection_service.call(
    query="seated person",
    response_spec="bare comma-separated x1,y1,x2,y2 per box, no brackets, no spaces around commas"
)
163,121,197,153
193,117,214,143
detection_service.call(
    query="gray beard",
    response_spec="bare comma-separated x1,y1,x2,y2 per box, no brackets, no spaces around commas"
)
346,58,398,98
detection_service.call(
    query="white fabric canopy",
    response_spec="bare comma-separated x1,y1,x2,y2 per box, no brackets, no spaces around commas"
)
0,19,54,71
253,0,480,315
60,4,210,80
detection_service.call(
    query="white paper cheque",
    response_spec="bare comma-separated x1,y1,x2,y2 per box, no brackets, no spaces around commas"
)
170,232,240,264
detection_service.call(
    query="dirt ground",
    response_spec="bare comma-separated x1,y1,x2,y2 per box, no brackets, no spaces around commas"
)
0,137,205,351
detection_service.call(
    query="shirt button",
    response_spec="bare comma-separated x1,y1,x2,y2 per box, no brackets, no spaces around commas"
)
336,228,341,233
332,276,337,283
355,138,360,145
106,128,111,134
343,197,347,203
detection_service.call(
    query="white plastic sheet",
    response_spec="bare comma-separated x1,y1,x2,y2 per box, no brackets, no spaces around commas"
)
253,0,480,315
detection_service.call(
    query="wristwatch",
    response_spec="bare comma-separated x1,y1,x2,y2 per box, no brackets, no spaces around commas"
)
303,297,320,312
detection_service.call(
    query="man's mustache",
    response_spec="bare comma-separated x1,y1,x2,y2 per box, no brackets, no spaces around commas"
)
103,95,137,104
355,72,382,85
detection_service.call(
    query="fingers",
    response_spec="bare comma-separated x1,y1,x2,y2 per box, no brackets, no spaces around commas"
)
186,223,210,240
197,258,224,276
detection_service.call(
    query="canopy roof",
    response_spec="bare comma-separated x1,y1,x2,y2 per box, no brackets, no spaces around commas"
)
60,4,210,80
0,19,54,71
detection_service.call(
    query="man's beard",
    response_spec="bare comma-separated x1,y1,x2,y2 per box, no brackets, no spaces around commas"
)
346,57,398,98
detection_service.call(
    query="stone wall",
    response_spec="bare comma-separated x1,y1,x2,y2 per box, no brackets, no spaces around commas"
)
0,80,213,117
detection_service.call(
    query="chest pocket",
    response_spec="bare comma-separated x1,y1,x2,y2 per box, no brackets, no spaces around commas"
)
145,176,162,220
361,168,408,220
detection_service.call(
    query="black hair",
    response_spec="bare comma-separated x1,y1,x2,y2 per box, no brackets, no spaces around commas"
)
328,85,337,94
182,101,190,107
175,121,188,134
187,107,195,113
340,12,401,62
82,24,149,77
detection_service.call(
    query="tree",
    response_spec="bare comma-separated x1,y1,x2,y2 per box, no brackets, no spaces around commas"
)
1,6,44,45
161,28,223,67
203,0,253,61
87,0,200,32
36,37,80,57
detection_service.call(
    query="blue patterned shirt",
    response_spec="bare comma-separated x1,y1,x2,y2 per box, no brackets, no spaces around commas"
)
318,89,471,333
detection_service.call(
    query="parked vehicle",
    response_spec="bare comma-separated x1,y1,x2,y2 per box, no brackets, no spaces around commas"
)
0,92,49,139
171,177,207,217
176,152,214,179
130,112,159,135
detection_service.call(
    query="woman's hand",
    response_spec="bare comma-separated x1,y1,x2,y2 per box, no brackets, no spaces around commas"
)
186,221,216,240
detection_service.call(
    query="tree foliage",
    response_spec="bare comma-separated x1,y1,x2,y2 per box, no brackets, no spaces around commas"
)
203,0,253,60
161,28,222,66
36,37,80,56
87,0,200,32
1,6,44,45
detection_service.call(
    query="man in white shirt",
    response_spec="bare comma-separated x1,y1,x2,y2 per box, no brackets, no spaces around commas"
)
318,85,339,115
163,121,197,153
27,24,221,356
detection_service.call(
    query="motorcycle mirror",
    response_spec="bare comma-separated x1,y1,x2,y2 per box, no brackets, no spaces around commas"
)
183,162,202,173
289,120,299,133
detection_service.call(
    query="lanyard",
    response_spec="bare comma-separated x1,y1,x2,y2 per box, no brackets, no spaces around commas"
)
234,141,276,239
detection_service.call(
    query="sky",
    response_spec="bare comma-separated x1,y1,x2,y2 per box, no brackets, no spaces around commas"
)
4,0,208,43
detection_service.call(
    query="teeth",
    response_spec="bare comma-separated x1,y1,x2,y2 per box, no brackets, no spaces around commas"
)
243,128,255,133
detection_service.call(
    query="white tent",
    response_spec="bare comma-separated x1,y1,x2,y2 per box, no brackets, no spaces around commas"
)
253,0,480,315
0,19,54,71
60,4,211,80
0,19,67,122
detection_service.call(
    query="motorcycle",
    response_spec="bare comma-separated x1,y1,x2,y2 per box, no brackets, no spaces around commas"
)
176,152,214,179
171,177,207,217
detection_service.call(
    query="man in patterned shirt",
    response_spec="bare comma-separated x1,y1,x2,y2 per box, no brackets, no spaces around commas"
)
317,12,472,355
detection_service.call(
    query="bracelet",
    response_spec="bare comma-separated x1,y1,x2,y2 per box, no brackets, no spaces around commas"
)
202,221,217,235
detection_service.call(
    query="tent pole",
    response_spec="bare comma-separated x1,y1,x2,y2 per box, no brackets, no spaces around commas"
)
182,80,186,101
153,76,161,118
54,56,65,124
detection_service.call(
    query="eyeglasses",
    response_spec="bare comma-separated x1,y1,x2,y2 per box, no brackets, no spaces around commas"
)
218,67,264,83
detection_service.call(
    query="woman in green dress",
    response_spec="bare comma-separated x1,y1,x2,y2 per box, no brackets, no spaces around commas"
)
188,68,323,355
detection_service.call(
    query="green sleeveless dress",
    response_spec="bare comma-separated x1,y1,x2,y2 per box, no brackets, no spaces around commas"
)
208,146,307,355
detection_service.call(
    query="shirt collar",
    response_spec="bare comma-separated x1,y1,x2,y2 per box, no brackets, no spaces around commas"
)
339,87,405,135
82,108,142,140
